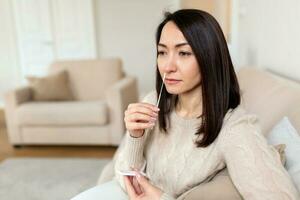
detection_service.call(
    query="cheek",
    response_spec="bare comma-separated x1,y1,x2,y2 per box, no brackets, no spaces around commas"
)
157,57,164,71
182,59,201,81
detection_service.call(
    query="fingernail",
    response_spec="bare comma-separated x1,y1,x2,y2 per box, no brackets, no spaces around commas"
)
154,107,160,111
151,117,156,121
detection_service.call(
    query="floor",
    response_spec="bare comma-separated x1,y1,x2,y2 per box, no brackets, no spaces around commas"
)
0,109,117,162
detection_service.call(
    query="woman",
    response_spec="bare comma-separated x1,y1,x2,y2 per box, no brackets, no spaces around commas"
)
71,9,299,200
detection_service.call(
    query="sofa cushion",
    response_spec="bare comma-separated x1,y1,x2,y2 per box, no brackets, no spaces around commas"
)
48,59,124,101
267,116,300,192
237,67,300,136
16,101,108,126
180,168,243,200
26,70,74,101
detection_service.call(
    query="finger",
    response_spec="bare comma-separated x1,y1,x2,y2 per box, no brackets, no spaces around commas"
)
125,112,157,124
128,176,134,184
132,177,143,195
129,176,142,195
129,168,144,195
126,121,155,130
128,103,159,112
135,172,151,190
127,103,159,113
124,176,138,198
126,106,159,119
141,102,160,112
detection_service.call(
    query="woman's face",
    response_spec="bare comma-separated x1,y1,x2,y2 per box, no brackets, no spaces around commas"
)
157,21,201,94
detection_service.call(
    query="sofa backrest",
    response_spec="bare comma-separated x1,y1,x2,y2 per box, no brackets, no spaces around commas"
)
237,67,300,136
48,58,124,101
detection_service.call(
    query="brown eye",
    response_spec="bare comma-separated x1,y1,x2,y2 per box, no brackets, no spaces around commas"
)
179,51,192,56
158,51,166,56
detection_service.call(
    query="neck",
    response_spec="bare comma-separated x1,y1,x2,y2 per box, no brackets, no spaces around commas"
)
175,86,202,118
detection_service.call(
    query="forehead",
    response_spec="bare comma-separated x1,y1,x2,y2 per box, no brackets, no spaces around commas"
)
159,21,187,45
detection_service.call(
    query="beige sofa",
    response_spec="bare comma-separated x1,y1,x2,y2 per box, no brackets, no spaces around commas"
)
4,58,138,147
97,66,300,199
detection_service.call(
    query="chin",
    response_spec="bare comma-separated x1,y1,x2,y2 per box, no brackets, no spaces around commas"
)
165,87,183,95
165,84,199,95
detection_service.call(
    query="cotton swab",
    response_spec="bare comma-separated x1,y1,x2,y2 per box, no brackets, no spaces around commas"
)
150,73,166,130
156,73,166,107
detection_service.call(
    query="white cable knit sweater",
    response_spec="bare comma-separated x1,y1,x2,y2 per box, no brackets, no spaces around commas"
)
114,91,299,200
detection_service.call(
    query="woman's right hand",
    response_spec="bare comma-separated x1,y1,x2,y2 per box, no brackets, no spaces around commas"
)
124,103,160,138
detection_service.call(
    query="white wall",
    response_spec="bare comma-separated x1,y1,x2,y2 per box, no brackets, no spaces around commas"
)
95,0,180,97
0,0,21,107
0,0,180,106
237,0,300,81
3,0,299,106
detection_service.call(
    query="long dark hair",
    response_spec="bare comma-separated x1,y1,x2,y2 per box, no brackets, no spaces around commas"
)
155,9,241,147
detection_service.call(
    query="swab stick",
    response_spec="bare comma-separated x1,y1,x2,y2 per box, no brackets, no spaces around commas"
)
156,73,166,107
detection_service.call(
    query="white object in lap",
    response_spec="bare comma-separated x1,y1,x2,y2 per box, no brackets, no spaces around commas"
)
117,170,147,177
71,180,128,200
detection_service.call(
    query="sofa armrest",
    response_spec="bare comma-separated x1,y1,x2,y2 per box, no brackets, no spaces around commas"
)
5,86,32,106
105,76,138,145
97,160,115,185
178,168,243,200
4,86,33,144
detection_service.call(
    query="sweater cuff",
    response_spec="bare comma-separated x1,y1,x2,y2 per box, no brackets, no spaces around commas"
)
123,132,147,169
160,192,175,200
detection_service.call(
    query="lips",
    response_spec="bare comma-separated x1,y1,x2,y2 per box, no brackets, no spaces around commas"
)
165,78,181,85
165,78,181,81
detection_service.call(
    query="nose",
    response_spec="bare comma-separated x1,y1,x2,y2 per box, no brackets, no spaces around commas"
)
163,54,177,73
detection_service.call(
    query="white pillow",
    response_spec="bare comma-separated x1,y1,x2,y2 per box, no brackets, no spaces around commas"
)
267,116,300,191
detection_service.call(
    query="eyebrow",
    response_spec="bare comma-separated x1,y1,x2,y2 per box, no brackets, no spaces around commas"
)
158,42,189,48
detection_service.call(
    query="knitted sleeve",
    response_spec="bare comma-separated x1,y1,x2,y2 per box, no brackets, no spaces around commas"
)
114,91,157,191
217,114,300,200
